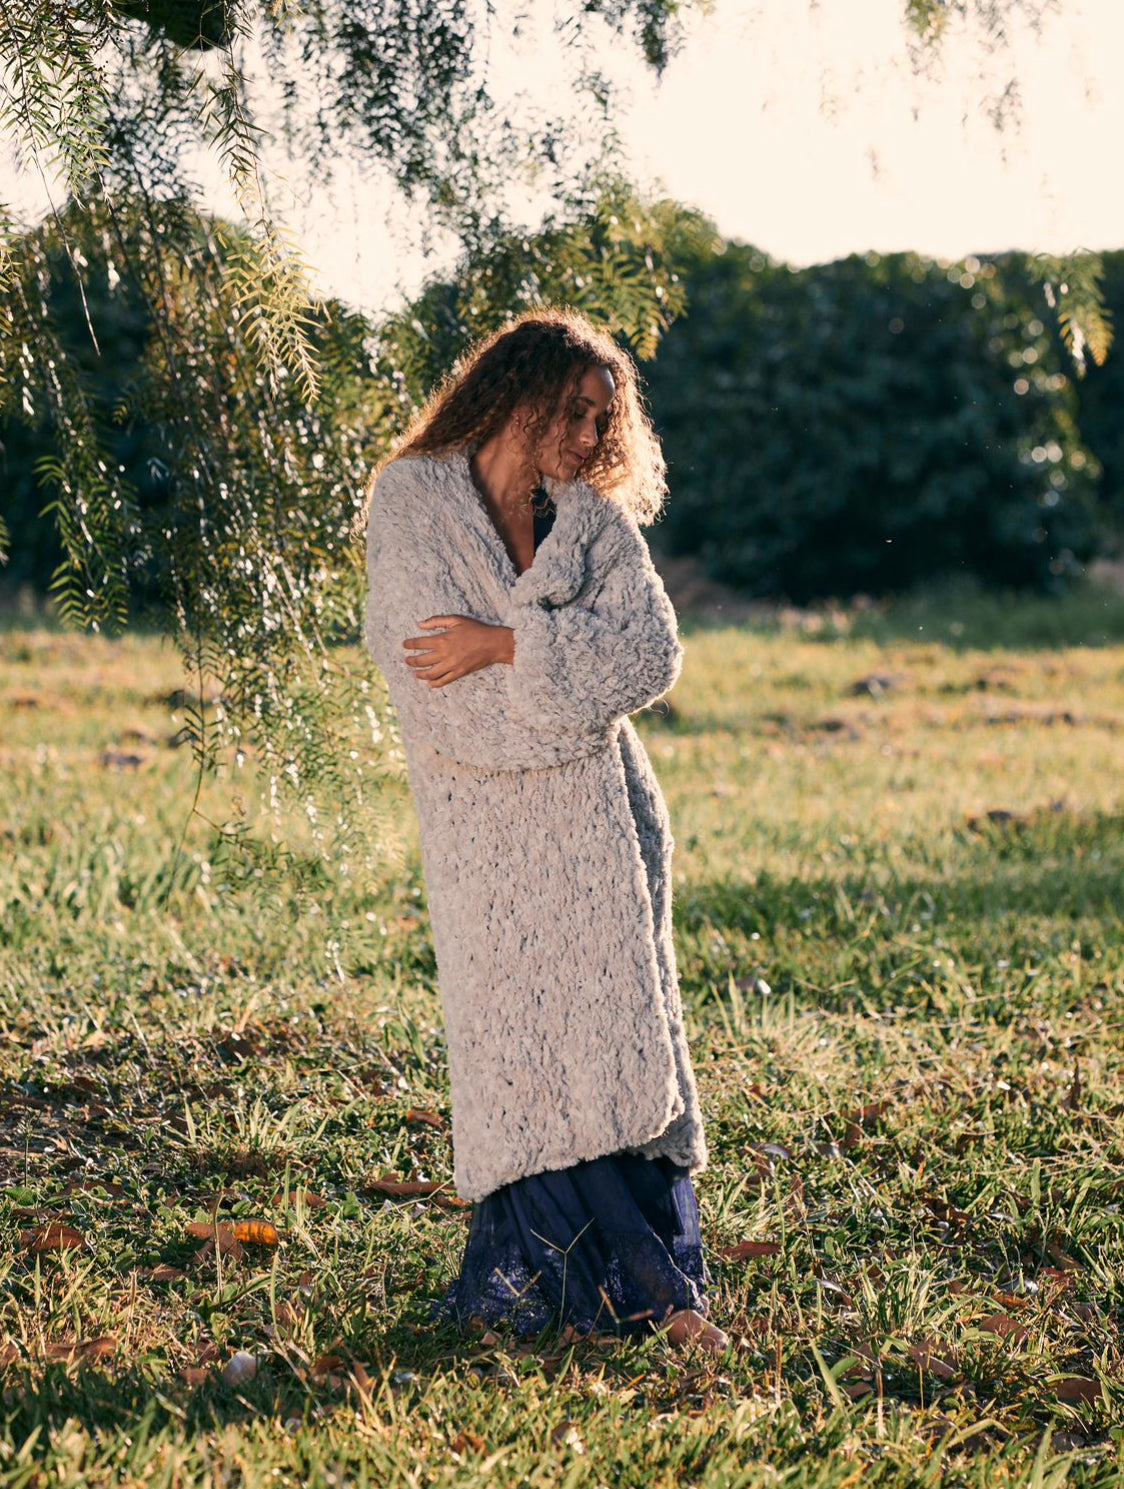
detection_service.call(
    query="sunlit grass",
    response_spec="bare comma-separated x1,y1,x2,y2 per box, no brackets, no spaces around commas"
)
0,589,1122,1486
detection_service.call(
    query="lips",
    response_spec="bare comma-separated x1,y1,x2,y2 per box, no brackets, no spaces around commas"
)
566,449,586,465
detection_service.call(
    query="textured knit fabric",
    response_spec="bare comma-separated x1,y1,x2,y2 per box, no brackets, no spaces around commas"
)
363,441,708,1201
428,500,711,1338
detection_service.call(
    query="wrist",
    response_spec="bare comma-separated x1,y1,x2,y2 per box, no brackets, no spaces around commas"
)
493,624,515,664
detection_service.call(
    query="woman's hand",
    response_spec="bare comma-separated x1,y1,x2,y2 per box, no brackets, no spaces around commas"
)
403,615,515,687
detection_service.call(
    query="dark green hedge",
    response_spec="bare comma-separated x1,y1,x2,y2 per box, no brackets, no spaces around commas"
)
4,229,1122,608
641,243,1109,601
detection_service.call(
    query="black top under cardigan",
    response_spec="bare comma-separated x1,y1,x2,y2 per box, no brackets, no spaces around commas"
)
531,485,556,553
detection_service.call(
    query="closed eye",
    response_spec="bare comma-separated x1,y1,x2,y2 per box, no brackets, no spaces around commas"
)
571,404,610,437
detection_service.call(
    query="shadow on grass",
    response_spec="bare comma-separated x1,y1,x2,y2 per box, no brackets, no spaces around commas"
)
680,852,1124,940
678,575,1124,653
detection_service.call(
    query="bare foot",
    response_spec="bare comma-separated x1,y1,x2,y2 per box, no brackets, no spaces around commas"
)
660,1307,729,1356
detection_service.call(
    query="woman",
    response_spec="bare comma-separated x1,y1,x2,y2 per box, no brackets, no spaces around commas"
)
363,308,728,1355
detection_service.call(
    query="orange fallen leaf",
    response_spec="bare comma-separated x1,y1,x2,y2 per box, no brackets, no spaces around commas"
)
230,1220,280,1247
148,1264,187,1281
311,1352,348,1379
450,1430,486,1455
181,1365,211,1387
406,1108,447,1129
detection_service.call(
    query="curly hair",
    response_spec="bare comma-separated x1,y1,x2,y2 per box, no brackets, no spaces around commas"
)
362,305,669,530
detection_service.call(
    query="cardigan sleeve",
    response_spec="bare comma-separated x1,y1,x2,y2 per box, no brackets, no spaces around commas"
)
503,509,684,737
364,460,614,772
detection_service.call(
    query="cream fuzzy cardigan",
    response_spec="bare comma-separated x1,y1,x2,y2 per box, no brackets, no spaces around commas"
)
364,441,708,1202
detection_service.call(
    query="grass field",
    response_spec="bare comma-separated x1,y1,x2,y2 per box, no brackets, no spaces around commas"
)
2,582,1123,1487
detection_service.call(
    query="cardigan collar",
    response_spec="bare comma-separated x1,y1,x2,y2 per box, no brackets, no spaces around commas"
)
436,441,615,610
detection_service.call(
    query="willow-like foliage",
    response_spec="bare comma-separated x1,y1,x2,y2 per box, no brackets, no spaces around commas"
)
900,0,1109,373
0,0,699,906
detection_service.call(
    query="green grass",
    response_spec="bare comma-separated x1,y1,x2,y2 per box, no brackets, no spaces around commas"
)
1,590,1123,1486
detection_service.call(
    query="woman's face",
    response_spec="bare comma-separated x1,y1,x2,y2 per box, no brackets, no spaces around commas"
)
530,364,616,482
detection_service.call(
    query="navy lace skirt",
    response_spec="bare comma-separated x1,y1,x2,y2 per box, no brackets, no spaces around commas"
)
427,1148,712,1340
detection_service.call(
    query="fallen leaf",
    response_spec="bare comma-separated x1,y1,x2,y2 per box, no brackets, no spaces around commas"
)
186,1221,244,1258
44,1336,117,1361
63,1177,126,1197
978,1313,1030,1344
230,1220,280,1247
368,1176,455,1198
843,1099,892,1126
272,1189,326,1210
906,1339,958,1378
21,1223,86,1252
1047,1242,1081,1272
406,1108,446,1129
718,1240,782,1261
1039,1266,1077,1294
1052,1376,1104,1405
450,1430,486,1455
187,1223,244,1265
754,1142,795,1162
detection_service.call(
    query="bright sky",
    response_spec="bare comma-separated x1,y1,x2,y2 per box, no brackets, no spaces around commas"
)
3,0,1119,318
